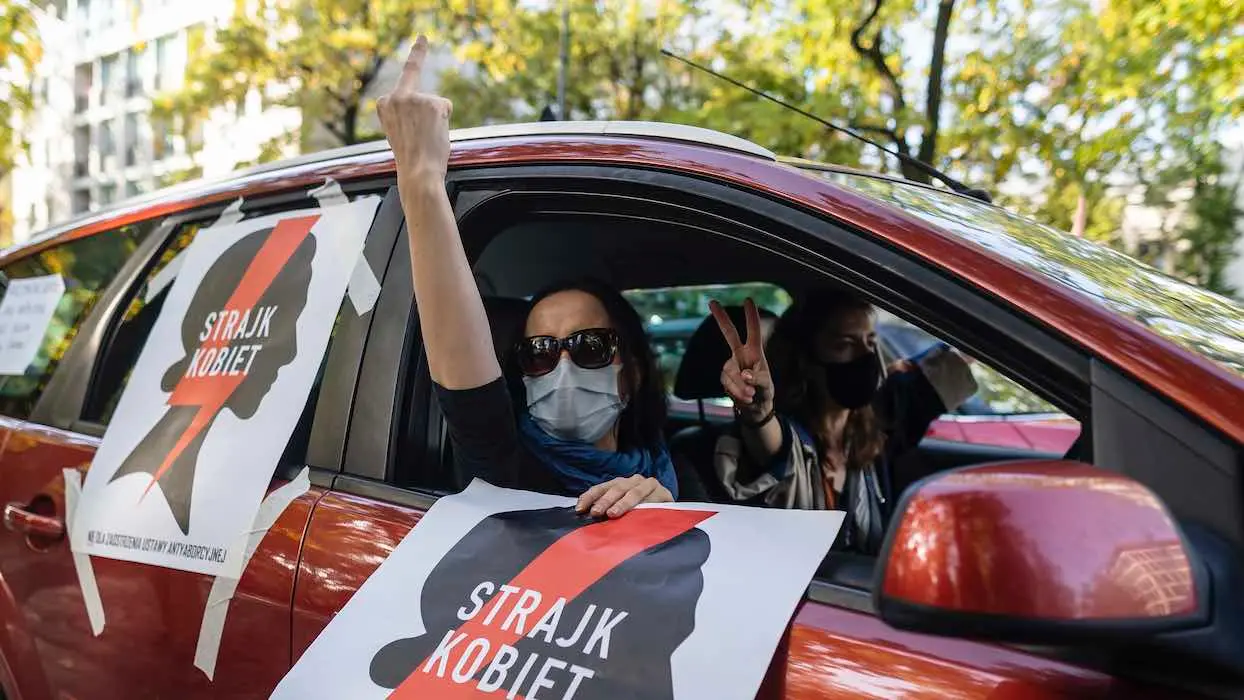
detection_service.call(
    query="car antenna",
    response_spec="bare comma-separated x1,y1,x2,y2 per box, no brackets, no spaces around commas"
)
659,48,992,204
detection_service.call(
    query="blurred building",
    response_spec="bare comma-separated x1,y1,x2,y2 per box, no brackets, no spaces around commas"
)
8,0,301,245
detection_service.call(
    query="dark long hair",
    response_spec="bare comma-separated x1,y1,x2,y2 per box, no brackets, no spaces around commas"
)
767,288,885,471
504,278,668,454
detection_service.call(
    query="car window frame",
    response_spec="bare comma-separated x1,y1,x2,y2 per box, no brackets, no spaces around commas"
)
349,162,1095,463
336,163,1097,605
29,214,186,429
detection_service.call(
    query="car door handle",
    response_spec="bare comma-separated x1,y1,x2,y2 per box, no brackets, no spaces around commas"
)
4,502,65,540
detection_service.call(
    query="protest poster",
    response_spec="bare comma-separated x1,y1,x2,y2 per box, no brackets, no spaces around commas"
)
273,479,843,700
0,274,65,375
70,194,381,579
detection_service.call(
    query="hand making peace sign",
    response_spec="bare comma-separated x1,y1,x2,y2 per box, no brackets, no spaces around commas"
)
710,298,775,422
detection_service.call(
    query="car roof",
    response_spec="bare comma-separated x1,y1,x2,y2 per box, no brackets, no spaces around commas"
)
4,120,1242,443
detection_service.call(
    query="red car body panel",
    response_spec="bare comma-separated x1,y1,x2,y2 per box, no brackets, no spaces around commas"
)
923,416,1081,453
670,397,1082,453
0,416,319,699
295,492,1183,699
0,131,1236,698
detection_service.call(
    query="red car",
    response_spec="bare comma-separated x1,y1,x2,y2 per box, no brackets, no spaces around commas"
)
0,122,1240,699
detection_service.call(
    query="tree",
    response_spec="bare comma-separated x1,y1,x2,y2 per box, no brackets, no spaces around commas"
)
156,0,1243,290
1174,151,1241,297
960,0,1243,252
435,0,724,127
0,0,41,244
154,0,433,164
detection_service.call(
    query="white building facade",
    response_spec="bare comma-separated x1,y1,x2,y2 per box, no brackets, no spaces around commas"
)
9,0,301,244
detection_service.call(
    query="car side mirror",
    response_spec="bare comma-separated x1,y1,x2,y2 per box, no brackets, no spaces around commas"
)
874,461,1208,645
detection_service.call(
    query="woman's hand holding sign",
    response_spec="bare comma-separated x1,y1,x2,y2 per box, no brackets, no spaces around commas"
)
576,474,674,519
712,299,785,459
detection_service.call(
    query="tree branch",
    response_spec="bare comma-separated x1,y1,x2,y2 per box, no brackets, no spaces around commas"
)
325,88,351,108
323,120,348,144
848,122,904,148
850,0,905,113
917,0,955,168
358,53,386,93
628,34,645,119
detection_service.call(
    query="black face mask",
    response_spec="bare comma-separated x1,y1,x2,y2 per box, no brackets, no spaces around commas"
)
817,352,882,410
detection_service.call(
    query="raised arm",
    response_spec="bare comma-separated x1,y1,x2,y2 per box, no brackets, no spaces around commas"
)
377,36,500,390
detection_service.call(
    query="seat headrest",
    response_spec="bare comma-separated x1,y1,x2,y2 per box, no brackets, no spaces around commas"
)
673,305,777,401
482,296,531,361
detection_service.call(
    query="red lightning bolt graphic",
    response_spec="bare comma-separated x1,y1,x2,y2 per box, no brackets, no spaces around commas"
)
389,508,715,699
140,214,320,502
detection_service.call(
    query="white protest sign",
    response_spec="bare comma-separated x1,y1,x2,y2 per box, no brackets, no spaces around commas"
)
273,479,842,700
0,274,65,375
71,195,381,579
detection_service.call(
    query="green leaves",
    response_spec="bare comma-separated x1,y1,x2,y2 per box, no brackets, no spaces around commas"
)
152,0,1241,293
0,0,40,178
157,0,426,159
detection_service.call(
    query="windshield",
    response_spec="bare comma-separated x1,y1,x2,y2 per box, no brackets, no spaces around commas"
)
809,169,1244,378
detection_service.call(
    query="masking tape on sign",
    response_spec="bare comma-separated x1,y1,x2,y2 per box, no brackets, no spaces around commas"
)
311,177,381,315
213,196,246,227
193,467,311,680
309,178,348,209
63,468,106,636
346,255,381,315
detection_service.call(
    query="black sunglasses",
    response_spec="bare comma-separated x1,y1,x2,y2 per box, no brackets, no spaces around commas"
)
515,328,620,377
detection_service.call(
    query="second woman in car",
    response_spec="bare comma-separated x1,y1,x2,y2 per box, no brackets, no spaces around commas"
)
377,36,676,517
711,291,977,552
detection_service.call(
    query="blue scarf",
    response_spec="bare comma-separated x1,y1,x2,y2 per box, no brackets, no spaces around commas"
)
517,413,679,499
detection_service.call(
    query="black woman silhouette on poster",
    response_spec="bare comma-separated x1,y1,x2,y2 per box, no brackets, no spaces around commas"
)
109,215,318,534
369,506,713,699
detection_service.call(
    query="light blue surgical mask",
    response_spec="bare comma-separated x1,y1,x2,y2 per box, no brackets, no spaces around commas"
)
523,360,626,443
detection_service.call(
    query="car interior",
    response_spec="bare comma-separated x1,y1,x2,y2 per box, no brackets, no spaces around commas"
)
449,213,1084,511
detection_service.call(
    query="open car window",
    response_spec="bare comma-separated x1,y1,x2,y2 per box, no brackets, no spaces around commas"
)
875,310,1067,417
628,286,1080,455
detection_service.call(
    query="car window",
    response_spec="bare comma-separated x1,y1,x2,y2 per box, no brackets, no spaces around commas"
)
83,221,202,424
875,310,1064,416
0,222,154,419
82,211,349,470
815,169,1244,378
627,285,1079,454
626,282,792,399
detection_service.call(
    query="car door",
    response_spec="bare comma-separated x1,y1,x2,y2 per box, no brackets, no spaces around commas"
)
0,218,157,699
290,162,1196,697
0,184,398,700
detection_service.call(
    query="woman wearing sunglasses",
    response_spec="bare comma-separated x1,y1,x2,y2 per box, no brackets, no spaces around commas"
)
377,37,675,516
